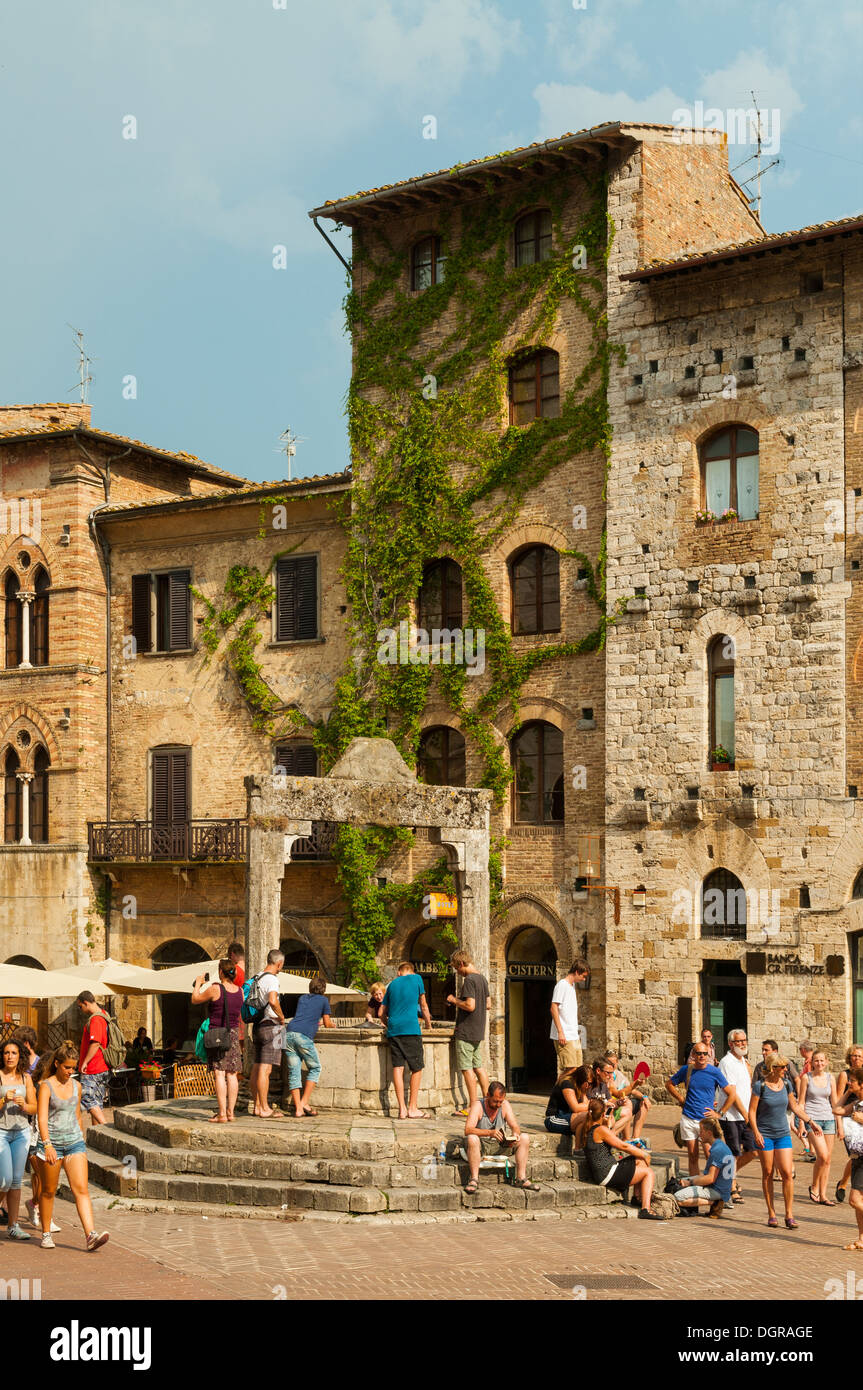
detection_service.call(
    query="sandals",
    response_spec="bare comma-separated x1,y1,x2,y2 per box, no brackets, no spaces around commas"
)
842,1239,863,1251
836,1183,847,1204
809,1187,820,1204
767,1216,779,1228
731,1187,744,1204
512,1178,540,1191
465,1179,479,1195
785,1217,798,1230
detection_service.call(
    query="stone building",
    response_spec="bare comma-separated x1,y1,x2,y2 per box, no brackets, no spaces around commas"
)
3,121,862,1085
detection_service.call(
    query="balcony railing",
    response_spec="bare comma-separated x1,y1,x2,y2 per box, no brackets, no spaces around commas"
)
87,820,248,863
290,821,337,861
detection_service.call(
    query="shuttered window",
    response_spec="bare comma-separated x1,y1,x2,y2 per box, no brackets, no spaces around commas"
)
131,574,153,654
31,568,49,667
4,572,21,669
275,557,318,642
3,748,21,843
133,570,191,652
152,750,190,824
274,742,318,777
30,746,49,843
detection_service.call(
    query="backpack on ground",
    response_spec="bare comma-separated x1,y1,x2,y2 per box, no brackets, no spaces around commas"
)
95,1009,127,1071
241,972,269,1025
649,1192,680,1220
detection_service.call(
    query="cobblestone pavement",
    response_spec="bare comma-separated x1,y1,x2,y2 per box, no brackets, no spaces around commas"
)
17,1103,862,1302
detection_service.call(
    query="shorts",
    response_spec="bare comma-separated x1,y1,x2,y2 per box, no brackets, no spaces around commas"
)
851,1157,863,1194
553,1039,583,1072
812,1117,836,1135
721,1119,757,1156
389,1035,424,1074
252,1019,282,1066
455,1039,484,1072
675,1184,725,1204
80,1073,108,1112
477,1134,518,1158
35,1138,87,1161
599,1156,637,1192
545,1111,575,1134
677,1114,703,1143
760,1133,793,1151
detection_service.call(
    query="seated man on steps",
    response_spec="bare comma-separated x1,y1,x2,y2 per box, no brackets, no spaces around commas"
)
463,1082,538,1194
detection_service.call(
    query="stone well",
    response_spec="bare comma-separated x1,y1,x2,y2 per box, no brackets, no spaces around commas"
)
281,1023,462,1116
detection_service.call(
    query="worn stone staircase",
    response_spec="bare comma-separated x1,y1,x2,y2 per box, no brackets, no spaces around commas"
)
84,1098,679,1225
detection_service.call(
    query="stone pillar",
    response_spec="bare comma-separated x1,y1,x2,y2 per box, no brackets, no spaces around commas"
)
18,592,34,669
16,772,33,845
431,826,491,979
245,823,311,973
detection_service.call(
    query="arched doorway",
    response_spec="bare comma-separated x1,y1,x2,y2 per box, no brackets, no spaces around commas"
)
152,939,209,1048
2,955,46,1038
409,924,458,1021
279,937,324,1019
506,926,557,1094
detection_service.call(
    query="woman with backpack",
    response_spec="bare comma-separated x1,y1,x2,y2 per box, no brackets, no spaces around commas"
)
191,959,243,1123
32,1041,109,1252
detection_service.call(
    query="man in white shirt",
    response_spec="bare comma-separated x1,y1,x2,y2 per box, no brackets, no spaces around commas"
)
549,960,589,1075
717,1027,757,1200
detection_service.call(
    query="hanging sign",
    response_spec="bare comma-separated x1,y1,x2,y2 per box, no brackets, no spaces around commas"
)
426,891,458,919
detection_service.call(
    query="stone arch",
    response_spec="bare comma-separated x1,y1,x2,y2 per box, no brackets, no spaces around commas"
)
0,532,61,584
487,521,571,629
686,611,750,769
499,697,573,741
492,891,570,967
671,817,773,940
0,704,61,767
826,817,863,905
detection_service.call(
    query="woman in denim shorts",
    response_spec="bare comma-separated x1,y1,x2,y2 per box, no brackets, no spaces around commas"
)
33,1041,108,1252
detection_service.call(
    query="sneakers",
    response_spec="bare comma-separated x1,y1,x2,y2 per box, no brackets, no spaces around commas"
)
86,1231,109,1252
7,1224,30,1240
40,1233,55,1250
704,1199,725,1219
25,1199,60,1233
678,1205,698,1216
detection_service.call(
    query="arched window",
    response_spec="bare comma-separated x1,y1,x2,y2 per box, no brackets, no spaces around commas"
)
411,236,445,291
515,209,552,266
511,721,563,824
4,572,21,669
418,727,466,787
418,559,462,631
510,545,560,635
509,350,560,424
32,567,49,667
708,635,735,765
30,746,49,843
853,868,863,900
3,747,21,843
700,426,759,521
701,868,747,940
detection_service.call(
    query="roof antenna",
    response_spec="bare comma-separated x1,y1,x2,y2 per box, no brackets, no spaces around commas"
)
731,92,781,223
67,325,94,404
274,427,305,482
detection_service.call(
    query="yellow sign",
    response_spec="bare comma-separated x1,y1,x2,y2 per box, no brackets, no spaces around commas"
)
427,891,458,919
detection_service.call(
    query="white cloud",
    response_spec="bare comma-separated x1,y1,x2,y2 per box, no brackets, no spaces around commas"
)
533,81,688,139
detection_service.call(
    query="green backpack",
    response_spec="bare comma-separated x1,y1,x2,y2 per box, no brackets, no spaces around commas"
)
95,1009,127,1071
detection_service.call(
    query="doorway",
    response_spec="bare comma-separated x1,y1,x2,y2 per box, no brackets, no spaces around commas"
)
152,938,209,1047
700,959,747,1045
506,926,557,1094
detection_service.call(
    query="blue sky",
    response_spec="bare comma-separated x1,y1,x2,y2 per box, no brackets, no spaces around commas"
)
1,0,861,482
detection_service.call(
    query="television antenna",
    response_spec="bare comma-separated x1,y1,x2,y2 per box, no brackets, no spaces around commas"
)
274,426,305,482
731,92,781,223
66,325,94,404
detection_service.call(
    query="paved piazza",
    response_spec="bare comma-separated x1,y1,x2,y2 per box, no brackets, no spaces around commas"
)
10,1103,860,1303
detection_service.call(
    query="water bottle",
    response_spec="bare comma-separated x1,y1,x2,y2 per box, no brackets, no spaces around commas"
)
438,1138,447,1164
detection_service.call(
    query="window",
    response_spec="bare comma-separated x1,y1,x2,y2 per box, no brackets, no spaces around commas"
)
30,746,49,843
411,236,445,291
274,741,318,778
418,727,466,787
151,749,189,826
514,209,552,266
708,635,735,764
510,546,560,635
701,868,747,940
852,869,863,899
700,426,759,520
4,572,20,668
418,559,462,632
509,350,560,425
131,571,191,653
511,721,563,824
275,556,318,642
3,747,21,842
32,567,49,667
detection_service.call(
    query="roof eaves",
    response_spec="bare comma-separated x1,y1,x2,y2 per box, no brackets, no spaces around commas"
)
0,424,249,486
622,214,863,281
94,471,352,524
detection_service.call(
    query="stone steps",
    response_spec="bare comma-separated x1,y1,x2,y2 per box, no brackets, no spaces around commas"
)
86,1100,677,1225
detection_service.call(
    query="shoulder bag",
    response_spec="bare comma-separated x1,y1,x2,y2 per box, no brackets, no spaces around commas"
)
204,985,233,1051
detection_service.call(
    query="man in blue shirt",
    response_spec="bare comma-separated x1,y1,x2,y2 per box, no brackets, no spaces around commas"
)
381,962,432,1119
674,1116,736,1218
666,1043,737,1176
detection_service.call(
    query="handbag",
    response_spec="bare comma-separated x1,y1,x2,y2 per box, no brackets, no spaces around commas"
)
204,985,232,1051
672,1061,695,1148
845,1110,863,1156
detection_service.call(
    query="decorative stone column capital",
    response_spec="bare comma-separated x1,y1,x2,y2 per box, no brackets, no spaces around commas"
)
17,590,35,605
15,772,34,784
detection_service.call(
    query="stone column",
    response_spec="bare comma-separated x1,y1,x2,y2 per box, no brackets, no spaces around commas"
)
18,591,34,669
245,823,311,972
431,825,491,979
16,772,33,845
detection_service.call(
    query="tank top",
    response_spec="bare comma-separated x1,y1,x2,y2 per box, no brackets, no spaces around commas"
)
41,1079,83,1147
0,1078,29,1132
207,985,242,1030
476,1099,506,1134
804,1073,833,1122
585,1125,617,1184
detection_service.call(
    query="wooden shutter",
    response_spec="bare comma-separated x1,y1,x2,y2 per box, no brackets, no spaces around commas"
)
152,750,189,823
4,759,20,843
5,591,20,668
31,757,48,843
276,557,317,642
275,742,317,776
31,594,49,666
168,571,191,651
131,574,152,654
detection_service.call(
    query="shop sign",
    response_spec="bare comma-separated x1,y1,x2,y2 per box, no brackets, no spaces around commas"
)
506,961,555,980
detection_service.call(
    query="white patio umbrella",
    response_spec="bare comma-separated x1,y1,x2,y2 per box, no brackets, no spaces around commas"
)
0,962,116,999
71,957,159,996
143,957,362,997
